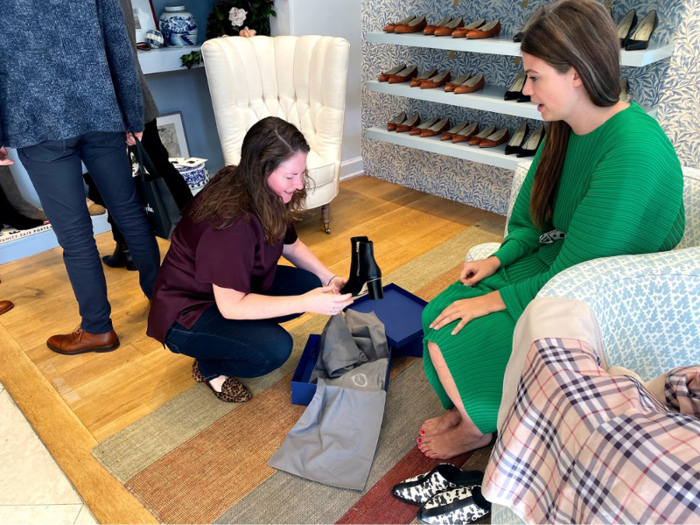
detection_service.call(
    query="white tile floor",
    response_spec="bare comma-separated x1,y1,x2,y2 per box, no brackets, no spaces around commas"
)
0,381,98,525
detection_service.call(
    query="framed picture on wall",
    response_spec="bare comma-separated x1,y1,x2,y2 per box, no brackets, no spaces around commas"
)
131,0,158,43
156,112,190,159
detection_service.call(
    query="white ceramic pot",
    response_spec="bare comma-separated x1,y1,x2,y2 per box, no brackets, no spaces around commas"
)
159,6,198,47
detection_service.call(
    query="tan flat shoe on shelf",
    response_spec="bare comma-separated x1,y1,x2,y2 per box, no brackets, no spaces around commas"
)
452,122,479,143
434,17,463,36
388,65,418,83
384,15,415,33
395,15,427,33
410,68,438,87
424,16,452,35
445,72,471,92
469,125,496,146
441,120,470,141
420,70,451,89
387,110,407,131
410,117,440,135
378,63,406,82
396,112,421,132
420,118,451,137
479,128,510,148
451,18,486,38
467,20,501,39
454,73,485,94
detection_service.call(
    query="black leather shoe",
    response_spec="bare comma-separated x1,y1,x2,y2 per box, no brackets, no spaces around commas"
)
617,9,637,47
341,237,383,299
505,121,529,156
392,464,483,505
102,242,137,271
625,10,657,51
504,71,526,101
418,485,491,525
517,123,545,157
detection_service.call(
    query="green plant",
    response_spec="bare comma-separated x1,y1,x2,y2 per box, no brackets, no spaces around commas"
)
180,0,276,69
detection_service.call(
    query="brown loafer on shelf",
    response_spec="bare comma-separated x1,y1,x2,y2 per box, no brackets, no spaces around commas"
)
396,112,421,132
395,15,427,33
0,300,14,316
454,73,485,94
378,64,406,82
387,110,407,131
410,117,440,135
479,128,510,148
388,65,418,83
384,15,415,33
469,125,496,146
410,68,438,87
47,327,120,355
466,20,501,39
452,122,479,143
441,120,470,141
420,70,451,89
434,17,463,36
424,16,452,35
421,118,451,137
451,18,485,37
445,73,471,92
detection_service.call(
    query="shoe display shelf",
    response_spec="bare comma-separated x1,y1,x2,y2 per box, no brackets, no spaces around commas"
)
0,214,111,265
365,32,674,67
137,45,203,75
364,32,668,170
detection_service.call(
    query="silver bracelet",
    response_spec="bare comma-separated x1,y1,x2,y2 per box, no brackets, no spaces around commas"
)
326,275,337,286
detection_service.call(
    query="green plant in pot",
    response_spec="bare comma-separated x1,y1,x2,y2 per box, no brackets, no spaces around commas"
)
180,0,277,69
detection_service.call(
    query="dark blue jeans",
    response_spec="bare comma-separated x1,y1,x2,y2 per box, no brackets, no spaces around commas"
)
18,131,160,334
164,266,321,380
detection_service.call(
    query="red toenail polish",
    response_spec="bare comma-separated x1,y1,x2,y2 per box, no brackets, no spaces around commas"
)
417,438,422,443
420,430,425,435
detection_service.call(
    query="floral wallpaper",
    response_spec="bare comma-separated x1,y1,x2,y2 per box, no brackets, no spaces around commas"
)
361,0,697,215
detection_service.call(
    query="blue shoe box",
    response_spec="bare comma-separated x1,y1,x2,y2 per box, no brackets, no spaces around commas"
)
290,284,426,406
290,335,393,406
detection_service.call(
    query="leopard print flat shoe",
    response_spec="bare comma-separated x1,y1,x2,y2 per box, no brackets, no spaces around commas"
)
208,377,253,403
392,464,483,505
192,360,206,383
417,485,490,525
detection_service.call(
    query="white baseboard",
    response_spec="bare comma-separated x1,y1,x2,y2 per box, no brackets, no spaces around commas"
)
340,157,364,181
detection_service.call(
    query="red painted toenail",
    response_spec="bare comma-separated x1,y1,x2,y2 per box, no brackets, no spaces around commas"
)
417,437,422,443
420,430,425,435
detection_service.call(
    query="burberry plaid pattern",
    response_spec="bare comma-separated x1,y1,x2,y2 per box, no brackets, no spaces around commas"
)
483,338,700,524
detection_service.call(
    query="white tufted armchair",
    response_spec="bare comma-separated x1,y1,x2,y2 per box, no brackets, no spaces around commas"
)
201,35,350,233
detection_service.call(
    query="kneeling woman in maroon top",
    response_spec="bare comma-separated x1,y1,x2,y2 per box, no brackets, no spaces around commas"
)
147,117,353,402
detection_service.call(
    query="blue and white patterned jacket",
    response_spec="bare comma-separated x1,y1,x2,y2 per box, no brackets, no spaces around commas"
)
0,0,144,149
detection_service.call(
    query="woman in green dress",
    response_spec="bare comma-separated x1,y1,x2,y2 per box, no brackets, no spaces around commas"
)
419,0,685,459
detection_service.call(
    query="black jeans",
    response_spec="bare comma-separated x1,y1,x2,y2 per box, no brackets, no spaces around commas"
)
84,119,193,244
18,131,160,333
164,266,321,380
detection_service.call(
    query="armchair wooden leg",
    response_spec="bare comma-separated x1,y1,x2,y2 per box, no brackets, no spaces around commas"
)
321,204,331,234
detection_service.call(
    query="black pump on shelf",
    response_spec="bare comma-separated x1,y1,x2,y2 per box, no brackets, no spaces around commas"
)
341,236,384,300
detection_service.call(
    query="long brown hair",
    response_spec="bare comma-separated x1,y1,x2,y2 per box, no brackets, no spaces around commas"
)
521,0,621,228
191,117,310,243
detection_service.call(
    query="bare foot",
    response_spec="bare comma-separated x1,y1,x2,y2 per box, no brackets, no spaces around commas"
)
420,407,461,437
418,421,492,459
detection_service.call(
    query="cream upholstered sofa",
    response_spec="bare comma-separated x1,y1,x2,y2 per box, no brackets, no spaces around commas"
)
201,35,350,233
468,161,700,524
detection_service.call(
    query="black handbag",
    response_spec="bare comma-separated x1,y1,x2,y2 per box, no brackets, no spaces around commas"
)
131,139,181,240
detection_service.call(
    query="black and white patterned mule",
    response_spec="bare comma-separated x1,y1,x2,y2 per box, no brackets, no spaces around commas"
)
418,485,490,525
392,464,484,505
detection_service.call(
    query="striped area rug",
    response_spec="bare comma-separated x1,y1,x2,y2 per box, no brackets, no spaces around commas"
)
92,220,503,524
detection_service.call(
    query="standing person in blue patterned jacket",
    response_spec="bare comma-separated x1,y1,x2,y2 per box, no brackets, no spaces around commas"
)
0,0,160,355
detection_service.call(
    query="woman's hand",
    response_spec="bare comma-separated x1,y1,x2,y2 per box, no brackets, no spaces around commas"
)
125,131,143,146
0,146,14,166
460,256,501,287
303,286,354,316
429,292,505,335
327,275,347,295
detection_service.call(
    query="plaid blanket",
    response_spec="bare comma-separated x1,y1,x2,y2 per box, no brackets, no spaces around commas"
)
483,335,700,524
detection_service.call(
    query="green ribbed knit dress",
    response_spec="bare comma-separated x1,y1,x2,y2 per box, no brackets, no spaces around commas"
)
422,103,685,434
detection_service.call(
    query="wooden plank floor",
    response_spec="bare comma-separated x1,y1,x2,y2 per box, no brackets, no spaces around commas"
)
0,176,505,523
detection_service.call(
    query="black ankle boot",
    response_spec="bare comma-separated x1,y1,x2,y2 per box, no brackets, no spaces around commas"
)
102,243,137,271
342,237,383,300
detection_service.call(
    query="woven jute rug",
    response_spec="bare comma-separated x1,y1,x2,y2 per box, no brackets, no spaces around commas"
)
92,220,503,524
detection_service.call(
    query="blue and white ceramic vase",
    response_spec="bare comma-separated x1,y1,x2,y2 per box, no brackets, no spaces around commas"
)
159,6,198,47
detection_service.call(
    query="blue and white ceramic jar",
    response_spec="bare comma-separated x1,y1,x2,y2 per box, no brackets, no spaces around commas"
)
159,6,198,47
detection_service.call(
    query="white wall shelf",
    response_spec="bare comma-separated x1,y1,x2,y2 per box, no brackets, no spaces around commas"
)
365,127,523,170
0,214,112,265
365,32,674,68
138,45,202,75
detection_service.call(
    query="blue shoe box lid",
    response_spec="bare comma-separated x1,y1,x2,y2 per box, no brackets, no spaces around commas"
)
347,283,426,357
290,334,393,406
